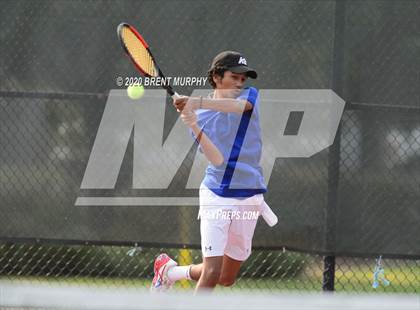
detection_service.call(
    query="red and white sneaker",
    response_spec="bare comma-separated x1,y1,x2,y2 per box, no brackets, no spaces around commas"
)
150,253,177,292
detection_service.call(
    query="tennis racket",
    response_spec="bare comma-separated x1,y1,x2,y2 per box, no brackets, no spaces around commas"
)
117,22,179,99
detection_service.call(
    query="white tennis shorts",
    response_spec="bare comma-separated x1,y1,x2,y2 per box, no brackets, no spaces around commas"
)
198,184,265,261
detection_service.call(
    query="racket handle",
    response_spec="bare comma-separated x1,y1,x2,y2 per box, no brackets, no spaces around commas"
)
171,92,183,112
261,201,278,227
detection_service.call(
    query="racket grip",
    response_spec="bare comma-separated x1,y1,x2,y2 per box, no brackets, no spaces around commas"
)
171,92,182,112
261,201,278,227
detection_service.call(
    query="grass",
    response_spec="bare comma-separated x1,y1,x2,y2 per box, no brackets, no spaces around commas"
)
1,251,418,294
2,265,418,294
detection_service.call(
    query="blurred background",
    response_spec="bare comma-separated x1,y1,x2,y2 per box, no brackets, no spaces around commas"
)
0,0,419,293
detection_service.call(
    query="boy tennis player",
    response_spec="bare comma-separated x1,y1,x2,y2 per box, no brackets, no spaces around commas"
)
151,51,271,292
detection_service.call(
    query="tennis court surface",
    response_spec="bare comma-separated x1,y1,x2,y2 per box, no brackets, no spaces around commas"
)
1,281,419,310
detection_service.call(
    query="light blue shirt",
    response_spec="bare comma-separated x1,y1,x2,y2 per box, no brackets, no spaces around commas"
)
194,87,267,198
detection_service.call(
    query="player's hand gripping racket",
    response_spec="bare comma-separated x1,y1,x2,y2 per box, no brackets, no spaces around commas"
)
117,22,179,99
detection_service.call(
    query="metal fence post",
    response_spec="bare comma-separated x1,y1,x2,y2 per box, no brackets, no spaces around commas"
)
323,122,342,292
323,0,346,292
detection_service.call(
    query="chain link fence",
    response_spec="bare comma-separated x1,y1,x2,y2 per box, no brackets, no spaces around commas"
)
0,243,419,292
1,0,419,293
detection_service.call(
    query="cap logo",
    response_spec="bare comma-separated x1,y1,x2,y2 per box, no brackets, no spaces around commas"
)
238,57,247,65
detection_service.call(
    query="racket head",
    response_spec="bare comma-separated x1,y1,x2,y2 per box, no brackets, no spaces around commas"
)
117,23,159,78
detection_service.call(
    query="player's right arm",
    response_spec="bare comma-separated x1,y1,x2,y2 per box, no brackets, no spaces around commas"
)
180,110,224,166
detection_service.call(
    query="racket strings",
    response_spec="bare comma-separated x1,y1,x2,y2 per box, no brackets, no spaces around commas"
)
121,27,157,77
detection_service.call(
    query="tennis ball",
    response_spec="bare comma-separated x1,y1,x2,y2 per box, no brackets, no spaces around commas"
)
127,84,145,100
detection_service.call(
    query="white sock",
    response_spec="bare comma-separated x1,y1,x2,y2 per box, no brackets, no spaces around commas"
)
166,265,192,282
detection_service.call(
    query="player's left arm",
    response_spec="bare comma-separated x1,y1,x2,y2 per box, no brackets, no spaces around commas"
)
174,97,251,114
173,88,257,114
201,98,253,114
